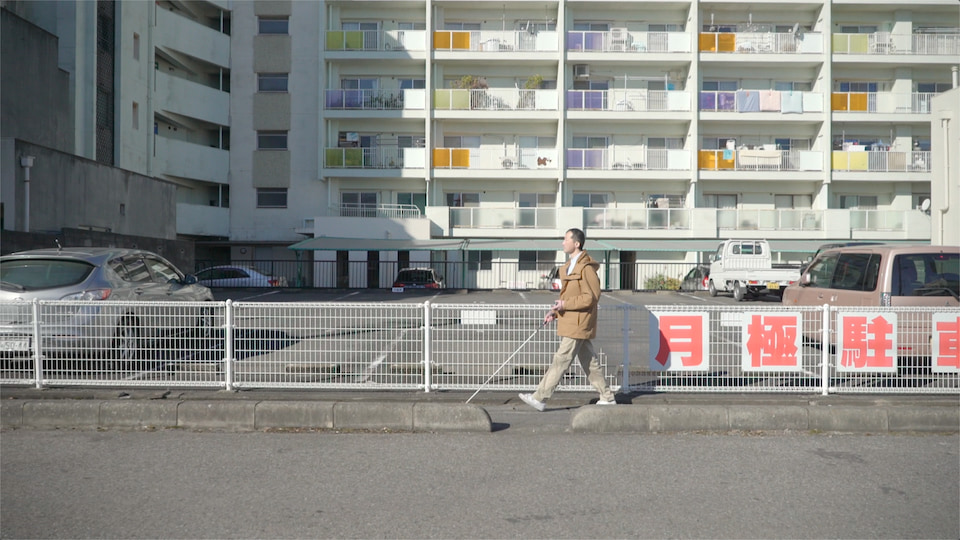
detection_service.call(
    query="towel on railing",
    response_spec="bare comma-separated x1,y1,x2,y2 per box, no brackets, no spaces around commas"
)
759,90,781,111
781,91,803,113
737,90,760,112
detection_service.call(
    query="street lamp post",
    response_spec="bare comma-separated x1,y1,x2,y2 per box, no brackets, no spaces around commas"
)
19,155,35,232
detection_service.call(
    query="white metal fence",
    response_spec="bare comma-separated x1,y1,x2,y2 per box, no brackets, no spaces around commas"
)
2,300,957,394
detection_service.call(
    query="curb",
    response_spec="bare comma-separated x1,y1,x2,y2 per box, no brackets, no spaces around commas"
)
570,403,960,433
0,400,493,433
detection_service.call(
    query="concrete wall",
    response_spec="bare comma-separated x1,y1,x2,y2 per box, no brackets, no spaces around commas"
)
930,87,960,246
0,8,73,153
1,139,177,239
0,228,196,273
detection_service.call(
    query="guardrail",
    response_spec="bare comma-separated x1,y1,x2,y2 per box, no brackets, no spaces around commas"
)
2,301,956,395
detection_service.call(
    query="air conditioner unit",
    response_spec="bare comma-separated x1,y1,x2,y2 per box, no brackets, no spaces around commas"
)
573,64,590,79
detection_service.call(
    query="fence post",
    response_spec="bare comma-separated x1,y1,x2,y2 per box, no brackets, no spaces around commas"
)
31,298,43,389
423,302,432,393
620,306,630,391
224,300,234,391
820,304,830,396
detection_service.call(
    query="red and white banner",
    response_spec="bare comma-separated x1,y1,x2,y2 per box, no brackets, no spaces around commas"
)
932,313,960,374
836,312,897,373
649,312,708,371
741,313,803,372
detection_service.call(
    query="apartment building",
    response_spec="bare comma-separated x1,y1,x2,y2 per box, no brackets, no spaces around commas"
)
226,0,955,288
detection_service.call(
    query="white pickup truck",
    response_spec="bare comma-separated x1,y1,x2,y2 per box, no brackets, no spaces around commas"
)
708,239,800,301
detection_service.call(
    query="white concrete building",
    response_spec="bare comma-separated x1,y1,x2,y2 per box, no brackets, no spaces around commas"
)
222,0,958,288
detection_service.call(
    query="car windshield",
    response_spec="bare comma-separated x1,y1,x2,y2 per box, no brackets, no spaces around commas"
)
0,259,95,291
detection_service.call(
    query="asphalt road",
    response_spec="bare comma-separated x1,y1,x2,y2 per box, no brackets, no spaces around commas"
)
2,429,957,539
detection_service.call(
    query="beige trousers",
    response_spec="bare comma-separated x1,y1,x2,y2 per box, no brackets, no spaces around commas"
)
532,336,615,402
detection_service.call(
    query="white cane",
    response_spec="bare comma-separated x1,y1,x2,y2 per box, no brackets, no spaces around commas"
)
465,319,549,404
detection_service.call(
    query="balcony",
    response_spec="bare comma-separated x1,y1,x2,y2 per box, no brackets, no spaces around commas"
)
433,88,558,111
698,149,823,171
699,32,823,54
699,90,822,113
832,32,960,56
156,137,229,183
566,30,690,53
831,151,930,172
849,210,906,232
325,29,428,51
450,207,556,229
324,147,426,169
567,90,690,112
433,147,558,170
567,148,690,171
433,30,559,52
155,7,229,67
176,203,229,237
830,92,937,114
718,209,823,232
334,204,422,219
324,89,426,110
584,208,690,231
154,71,229,126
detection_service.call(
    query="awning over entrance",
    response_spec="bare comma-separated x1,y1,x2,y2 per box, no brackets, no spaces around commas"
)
289,237,467,251
592,239,723,252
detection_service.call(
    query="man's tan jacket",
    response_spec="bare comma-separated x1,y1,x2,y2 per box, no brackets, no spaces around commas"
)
556,251,601,339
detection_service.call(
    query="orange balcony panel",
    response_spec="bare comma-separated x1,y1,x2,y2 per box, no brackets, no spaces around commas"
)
832,93,849,111
434,31,451,49
717,33,736,52
451,149,470,168
451,31,470,50
433,148,451,167
699,33,717,52
849,93,868,111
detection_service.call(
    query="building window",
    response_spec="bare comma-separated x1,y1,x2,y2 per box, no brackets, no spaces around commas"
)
572,193,608,207
257,188,287,208
774,195,812,209
257,131,288,150
258,73,288,92
399,79,425,89
467,250,492,271
340,192,378,216
840,195,878,209
397,192,426,214
132,33,140,60
446,193,479,207
132,102,139,130
258,17,289,35
519,193,556,207
518,251,555,272
704,194,738,209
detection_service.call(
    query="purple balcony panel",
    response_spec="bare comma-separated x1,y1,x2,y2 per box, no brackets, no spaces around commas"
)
326,90,344,109
585,32,604,51
700,92,716,111
567,90,584,109
584,92,604,110
584,149,603,168
567,32,584,51
718,92,736,111
567,149,584,168
344,90,364,108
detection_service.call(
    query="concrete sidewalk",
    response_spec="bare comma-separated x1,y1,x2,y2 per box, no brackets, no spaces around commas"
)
1,387,957,434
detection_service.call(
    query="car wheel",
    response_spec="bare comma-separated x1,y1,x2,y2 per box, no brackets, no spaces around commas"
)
112,317,142,363
708,280,718,297
733,281,745,302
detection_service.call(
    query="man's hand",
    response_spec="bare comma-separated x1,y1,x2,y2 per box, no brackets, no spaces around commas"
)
551,299,565,313
543,310,557,324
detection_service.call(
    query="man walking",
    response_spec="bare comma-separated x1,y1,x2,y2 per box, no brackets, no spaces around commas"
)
519,228,617,411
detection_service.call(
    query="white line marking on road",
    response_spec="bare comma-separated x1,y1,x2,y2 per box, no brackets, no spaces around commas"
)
334,291,360,301
237,290,282,301
677,292,707,302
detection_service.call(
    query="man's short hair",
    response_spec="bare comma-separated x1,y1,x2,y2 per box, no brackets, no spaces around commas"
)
567,228,586,249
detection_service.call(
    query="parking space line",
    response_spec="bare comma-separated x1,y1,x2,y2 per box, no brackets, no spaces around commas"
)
236,290,282,301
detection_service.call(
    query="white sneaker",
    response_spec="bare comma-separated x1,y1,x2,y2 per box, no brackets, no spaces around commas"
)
596,398,616,406
518,393,546,412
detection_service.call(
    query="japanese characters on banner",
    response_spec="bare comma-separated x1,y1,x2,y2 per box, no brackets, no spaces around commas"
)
649,312,708,371
932,313,960,374
836,312,898,373
741,313,803,372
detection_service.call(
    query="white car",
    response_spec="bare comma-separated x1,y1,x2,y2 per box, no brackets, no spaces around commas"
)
195,265,289,288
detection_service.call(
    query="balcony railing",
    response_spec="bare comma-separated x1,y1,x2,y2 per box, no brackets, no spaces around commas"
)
566,30,690,53
850,210,904,231
830,92,937,114
567,90,690,112
433,147,558,170
699,90,822,113
567,148,690,171
324,89,426,110
450,207,556,229
833,32,960,55
718,209,823,231
433,30,558,52
433,88,558,111
325,29,427,51
698,149,823,171
324,147,426,169
333,204,422,219
699,32,822,54
584,208,690,230
831,151,930,172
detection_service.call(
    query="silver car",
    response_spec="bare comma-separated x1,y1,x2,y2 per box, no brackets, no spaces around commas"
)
0,247,214,362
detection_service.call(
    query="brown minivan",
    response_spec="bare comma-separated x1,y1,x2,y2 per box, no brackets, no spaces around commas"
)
782,244,959,358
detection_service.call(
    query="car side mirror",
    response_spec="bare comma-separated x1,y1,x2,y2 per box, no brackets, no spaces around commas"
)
181,274,198,285
800,273,811,287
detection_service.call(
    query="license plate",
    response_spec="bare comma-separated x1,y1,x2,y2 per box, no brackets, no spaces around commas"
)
0,339,30,352
767,282,780,290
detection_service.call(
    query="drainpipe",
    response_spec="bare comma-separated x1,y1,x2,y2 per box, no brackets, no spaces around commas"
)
19,155,35,232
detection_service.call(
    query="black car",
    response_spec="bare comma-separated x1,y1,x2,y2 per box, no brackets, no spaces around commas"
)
392,268,444,289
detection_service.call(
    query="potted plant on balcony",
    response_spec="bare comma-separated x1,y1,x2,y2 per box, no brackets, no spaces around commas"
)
453,75,490,110
520,74,543,109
